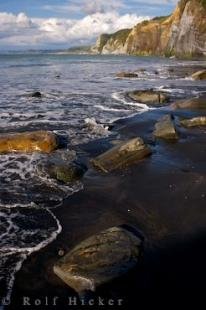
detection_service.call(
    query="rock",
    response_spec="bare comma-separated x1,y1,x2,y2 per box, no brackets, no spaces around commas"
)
154,114,178,140
53,226,143,294
0,131,58,154
180,116,206,128
171,96,206,110
91,137,151,173
139,68,146,72
44,161,87,183
127,90,169,106
116,72,138,78
31,91,42,98
84,118,108,135
191,70,206,80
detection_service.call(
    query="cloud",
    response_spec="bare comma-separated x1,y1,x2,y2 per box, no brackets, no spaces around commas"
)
43,0,124,15
0,11,150,49
80,0,124,14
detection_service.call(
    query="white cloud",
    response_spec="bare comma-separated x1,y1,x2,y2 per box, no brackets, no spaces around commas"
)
43,0,124,15
0,11,150,49
81,0,124,14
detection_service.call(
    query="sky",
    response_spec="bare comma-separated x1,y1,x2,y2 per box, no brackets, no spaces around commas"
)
0,0,179,50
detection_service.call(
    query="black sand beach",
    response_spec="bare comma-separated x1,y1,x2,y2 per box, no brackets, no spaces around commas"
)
7,101,206,308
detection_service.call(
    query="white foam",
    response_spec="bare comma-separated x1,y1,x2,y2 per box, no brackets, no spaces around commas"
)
156,86,185,94
112,91,150,111
94,104,129,112
0,148,83,305
0,205,62,308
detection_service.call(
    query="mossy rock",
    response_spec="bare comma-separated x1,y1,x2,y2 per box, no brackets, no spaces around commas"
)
127,90,170,106
180,116,206,127
53,226,143,294
191,70,206,80
154,114,178,140
42,161,87,183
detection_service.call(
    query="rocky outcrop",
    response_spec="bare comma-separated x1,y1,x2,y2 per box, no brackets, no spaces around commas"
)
191,69,206,80
180,116,206,127
93,0,206,58
154,115,178,140
0,131,58,154
171,96,206,109
91,138,151,173
127,90,170,106
116,72,138,78
53,226,143,294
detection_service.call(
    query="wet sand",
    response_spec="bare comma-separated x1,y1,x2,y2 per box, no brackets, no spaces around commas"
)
9,105,206,308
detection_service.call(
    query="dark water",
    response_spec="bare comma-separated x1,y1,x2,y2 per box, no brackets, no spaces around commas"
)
0,53,205,304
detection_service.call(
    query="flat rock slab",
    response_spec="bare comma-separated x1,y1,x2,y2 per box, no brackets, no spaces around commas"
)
171,96,206,110
91,137,151,173
180,116,206,128
154,114,178,140
116,72,138,78
191,70,206,80
0,130,58,154
127,90,169,106
53,226,142,294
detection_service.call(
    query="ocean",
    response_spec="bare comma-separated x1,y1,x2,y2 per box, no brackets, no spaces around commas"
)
0,53,205,304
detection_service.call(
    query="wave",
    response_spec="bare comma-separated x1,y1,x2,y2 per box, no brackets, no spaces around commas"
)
0,150,82,306
112,91,151,111
94,104,129,113
0,205,62,307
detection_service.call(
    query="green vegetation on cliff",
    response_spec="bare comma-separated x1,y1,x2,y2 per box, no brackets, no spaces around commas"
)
98,29,131,52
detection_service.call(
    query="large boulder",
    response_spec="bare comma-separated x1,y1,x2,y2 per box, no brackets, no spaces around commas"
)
116,72,138,78
53,226,143,294
191,70,206,80
171,96,206,110
127,90,170,106
180,116,206,128
91,137,151,173
153,114,178,140
0,131,58,154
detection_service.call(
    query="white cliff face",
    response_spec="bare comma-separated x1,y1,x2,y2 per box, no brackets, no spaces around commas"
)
102,38,127,54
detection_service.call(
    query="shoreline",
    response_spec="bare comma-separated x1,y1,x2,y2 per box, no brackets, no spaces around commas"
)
8,100,206,308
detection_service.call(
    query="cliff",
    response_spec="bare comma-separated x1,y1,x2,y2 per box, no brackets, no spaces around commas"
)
92,0,206,58
91,29,131,55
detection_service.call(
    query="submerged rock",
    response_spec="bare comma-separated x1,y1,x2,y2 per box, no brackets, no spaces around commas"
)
171,96,206,110
191,70,206,80
0,131,58,154
180,116,206,128
154,114,178,140
84,118,108,135
91,137,151,173
31,91,42,98
127,90,169,106
43,161,87,183
53,226,143,294
116,72,138,78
